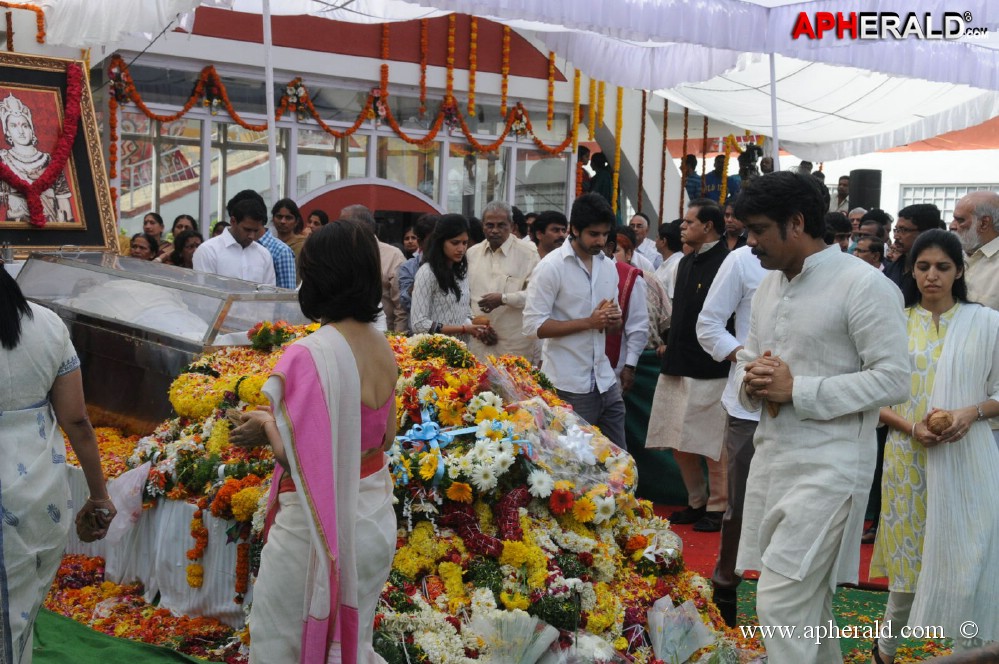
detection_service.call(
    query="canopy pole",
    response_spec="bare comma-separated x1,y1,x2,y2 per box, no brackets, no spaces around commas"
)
769,52,780,171
262,0,279,204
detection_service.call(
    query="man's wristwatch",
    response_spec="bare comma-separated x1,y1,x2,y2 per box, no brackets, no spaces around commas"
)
624,364,636,371
500,293,507,305
977,403,987,421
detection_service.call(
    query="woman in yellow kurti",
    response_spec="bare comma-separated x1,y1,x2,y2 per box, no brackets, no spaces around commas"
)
870,230,999,663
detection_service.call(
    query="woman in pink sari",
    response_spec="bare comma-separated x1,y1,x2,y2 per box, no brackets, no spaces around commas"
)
232,219,399,664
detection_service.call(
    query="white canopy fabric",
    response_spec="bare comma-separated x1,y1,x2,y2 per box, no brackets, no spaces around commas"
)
38,0,999,160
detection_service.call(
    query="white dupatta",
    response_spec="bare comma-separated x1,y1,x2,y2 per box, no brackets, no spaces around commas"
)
910,303,999,645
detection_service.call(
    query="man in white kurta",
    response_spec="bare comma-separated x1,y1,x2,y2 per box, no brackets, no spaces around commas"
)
467,201,540,363
734,172,909,662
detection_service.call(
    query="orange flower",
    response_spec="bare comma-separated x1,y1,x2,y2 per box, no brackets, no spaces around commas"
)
446,482,473,504
624,534,648,554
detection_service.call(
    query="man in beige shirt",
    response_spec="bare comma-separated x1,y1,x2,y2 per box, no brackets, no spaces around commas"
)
340,204,406,332
466,200,540,363
951,190,999,311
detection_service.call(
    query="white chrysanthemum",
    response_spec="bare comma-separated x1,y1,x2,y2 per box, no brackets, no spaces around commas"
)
417,385,435,404
476,420,493,438
592,495,616,524
447,464,461,479
479,391,504,410
493,452,515,474
497,439,514,457
470,464,498,492
457,455,475,474
527,469,554,498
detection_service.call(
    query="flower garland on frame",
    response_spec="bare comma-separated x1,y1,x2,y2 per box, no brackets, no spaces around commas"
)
0,61,82,227
0,2,45,43
612,86,623,215
446,14,456,102
380,23,390,95
468,17,478,117
588,78,597,141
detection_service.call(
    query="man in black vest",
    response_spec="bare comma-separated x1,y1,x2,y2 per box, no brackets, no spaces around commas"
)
646,199,732,532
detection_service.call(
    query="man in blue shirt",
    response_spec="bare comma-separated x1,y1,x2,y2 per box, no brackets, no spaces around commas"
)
701,155,741,204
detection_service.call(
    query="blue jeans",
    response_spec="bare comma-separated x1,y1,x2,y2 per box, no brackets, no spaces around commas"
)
556,383,627,450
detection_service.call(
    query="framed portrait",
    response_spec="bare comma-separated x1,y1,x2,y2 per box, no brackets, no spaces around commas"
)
0,52,115,256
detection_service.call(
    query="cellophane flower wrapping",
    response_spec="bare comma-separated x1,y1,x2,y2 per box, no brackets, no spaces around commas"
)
647,596,715,664
469,608,559,664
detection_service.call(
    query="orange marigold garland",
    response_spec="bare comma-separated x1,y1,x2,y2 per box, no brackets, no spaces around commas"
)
0,2,44,43
547,51,556,131
234,541,251,603
597,80,606,131
572,69,581,152
659,98,668,218
419,19,429,116
587,78,597,141
380,23,390,95
446,14,456,103
612,86,623,215
637,90,647,215
500,25,510,116
468,17,478,117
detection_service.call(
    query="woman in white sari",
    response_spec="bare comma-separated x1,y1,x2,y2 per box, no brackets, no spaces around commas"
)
0,265,115,664
870,229,999,663
231,219,398,664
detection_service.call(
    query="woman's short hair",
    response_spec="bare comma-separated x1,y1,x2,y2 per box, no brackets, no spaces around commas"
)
908,229,968,303
272,198,304,234
131,232,159,258
169,230,201,265
298,219,381,323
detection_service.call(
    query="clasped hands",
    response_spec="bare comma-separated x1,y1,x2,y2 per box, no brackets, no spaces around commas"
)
228,407,273,448
75,496,117,543
913,407,978,448
589,299,622,332
742,350,794,404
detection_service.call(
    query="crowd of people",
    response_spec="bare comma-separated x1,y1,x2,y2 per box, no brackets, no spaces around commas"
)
6,150,999,663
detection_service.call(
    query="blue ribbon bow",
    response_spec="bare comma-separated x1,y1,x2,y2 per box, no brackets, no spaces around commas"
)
400,408,477,484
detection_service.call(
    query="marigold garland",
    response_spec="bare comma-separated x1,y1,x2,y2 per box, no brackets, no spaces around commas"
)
597,80,606,132
500,25,510,116
679,106,690,216
588,78,597,141
611,86,623,215
419,19,429,116
445,14,456,103
0,61,81,227
719,134,740,203
234,542,251,603
0,2,44,43
380,23,390,95
467,17,478,117
659,98,668,218
571,69,581,153
546,51,556,131
637,90,647,215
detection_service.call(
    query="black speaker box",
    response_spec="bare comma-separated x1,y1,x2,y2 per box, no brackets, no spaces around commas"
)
849,169,882,211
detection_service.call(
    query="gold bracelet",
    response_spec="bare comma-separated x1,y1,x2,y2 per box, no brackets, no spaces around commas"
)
977,403,986,421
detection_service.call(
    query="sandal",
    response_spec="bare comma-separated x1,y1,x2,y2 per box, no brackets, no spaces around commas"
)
872,640,891,664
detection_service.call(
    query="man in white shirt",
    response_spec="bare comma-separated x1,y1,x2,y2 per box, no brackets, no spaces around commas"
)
523,193,627,449
193,194,275,285
695,244,767,627
340,204,406,332
735,172,908,662
466,201,540,363
654,219,683,301
629,213,663,269
530,210,568,259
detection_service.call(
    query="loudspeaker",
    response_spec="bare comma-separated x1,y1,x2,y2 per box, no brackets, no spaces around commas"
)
849,169,882,211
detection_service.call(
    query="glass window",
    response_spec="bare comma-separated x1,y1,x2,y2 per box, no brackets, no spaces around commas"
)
296,127,367,197
445,145,510,216
899,183,999,220
376,136,439,200
514,148,569,214
214,122,287,217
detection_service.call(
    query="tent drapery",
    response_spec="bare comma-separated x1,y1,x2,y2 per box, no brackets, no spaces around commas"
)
39,0,999,161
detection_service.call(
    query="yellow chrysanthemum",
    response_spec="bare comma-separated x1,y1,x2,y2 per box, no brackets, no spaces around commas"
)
437,400,467,427
554,479,575,492
446,482,473,503
206,419,230,456
419,451,439,481
186,563,204,588
474,405,501,423
231,485,264,522
573,496,597,523
236,374,268,406
500,591,531,610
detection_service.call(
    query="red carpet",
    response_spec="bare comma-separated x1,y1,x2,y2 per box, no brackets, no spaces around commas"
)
653,505,887,591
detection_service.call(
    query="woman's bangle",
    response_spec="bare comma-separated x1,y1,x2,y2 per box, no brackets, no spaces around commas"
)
976,403,986,421
911,422,917,438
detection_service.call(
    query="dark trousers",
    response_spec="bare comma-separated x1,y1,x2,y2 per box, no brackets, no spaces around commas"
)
866,425,888,526
711,415,758,591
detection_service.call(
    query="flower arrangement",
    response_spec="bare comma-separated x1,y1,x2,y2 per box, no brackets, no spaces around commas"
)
63,427,140,479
